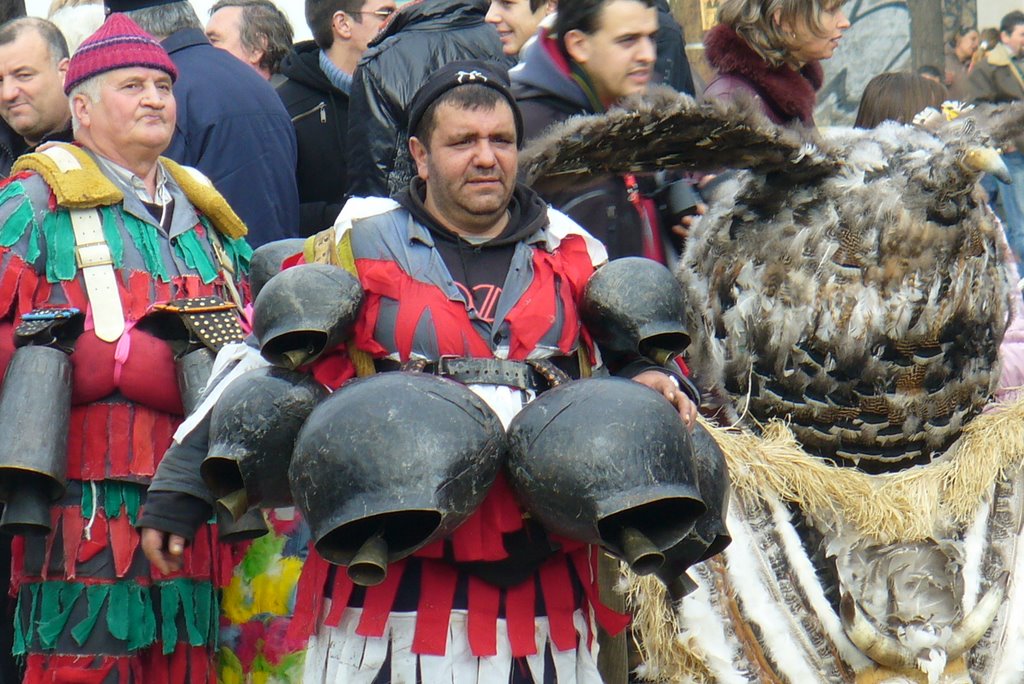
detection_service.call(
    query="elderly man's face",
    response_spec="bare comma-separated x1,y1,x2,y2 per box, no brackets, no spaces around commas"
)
0,29,69,145
410,98,518,237
75,67,175,161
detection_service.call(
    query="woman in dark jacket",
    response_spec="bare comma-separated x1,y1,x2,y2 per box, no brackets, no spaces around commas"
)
701,0,849,127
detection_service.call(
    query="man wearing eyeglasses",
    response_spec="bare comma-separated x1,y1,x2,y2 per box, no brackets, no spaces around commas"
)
277,0,396,236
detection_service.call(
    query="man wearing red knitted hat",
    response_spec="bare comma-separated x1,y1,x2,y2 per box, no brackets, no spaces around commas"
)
0,14,251,683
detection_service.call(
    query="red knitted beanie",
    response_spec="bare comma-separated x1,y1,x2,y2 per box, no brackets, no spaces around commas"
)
64,14,178,95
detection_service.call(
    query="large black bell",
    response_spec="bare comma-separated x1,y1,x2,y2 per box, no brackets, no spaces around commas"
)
655,422,731,600
249,239,307,299
289,372,506,586
580,257,690,364
507,377,705,575
201,366,328,519
252,264,363,369
0,346,73,535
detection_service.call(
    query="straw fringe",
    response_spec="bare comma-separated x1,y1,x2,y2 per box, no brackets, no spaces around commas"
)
626,397,1024,682
703,396,1024,543
627,574,713,683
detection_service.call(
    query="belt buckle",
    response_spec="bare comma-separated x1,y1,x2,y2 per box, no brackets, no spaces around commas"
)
436,355,460,377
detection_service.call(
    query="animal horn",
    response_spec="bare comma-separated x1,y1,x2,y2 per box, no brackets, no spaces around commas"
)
840,593,917,668
962,147,1012,184
945,571,1009,660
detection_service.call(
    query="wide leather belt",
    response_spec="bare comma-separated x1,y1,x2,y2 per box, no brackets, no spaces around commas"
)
375,356,578,391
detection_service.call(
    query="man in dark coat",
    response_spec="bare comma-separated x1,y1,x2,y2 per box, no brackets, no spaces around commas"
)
346,0,508,198
110,0,300,247
277,0,396,235
511,0,665,261
653,0,693,95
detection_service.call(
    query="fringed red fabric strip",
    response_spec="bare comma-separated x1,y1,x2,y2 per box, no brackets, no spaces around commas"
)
411,560,457,655
75,509,107,568
10,536,25,595
539,557,578,651
504,236,594,361
323,573,354,628
107,404,132,477
127,271,150,322
23,653,117,684
355,258,493,360
66,404,177,481
284,547,330,643
467,576,500,657
129,408,157,478
505,577,537,657
40,507,60,583
61,508,85,581
0,249,26,317
16,267,38,317
169,642,188,683
447,474,522,563
355,558,406,638
108,515,138,578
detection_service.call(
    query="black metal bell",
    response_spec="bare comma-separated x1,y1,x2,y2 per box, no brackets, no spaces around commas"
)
506,377,705,575
580,257,690,364
249,238,307,299
655,422,731,600
289,372,506,586
201,366,328,519
216,507,269,543
0,346,73,535
252,264,364,370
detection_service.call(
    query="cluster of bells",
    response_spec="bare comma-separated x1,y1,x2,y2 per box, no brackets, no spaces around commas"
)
0,239,730,600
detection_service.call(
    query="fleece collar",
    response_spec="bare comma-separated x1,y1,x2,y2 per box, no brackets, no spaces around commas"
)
704,24,823,124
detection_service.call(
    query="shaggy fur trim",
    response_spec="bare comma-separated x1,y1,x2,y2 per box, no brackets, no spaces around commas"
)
704,24,823,124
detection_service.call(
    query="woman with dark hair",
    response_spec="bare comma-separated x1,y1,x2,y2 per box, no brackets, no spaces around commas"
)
701,0,849,127
854,71,949,129
945,26,979,98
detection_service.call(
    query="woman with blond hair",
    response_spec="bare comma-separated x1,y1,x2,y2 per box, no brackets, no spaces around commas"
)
702,0,849,127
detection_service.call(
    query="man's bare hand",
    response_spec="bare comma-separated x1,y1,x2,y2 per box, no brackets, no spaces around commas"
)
670,202,708,239
141,527,186,575
631,370,697,430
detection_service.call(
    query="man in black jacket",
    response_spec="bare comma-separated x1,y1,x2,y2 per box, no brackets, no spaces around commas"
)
346,0,508,198
277,0,395,235
511,0,663,261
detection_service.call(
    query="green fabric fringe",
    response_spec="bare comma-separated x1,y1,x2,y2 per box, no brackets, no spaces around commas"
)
42,210,76,283
0,183,44,265
99,206,125,269
80,481,146,525
174,229,219,283
121,211,169,282
13,578,218,655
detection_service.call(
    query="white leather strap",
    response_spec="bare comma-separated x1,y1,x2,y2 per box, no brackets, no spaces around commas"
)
70,208,124,342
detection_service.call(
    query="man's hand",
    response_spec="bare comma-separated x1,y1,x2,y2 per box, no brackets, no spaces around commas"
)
141,527,186,575
631,370,697,430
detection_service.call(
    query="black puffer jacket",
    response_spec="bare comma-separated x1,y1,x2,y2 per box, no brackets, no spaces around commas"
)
346,0,509,198
277,41,350,236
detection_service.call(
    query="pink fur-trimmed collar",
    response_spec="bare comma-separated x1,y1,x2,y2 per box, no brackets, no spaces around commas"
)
704,24,823,124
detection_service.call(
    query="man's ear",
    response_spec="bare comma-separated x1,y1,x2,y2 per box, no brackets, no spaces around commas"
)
332,11,352,40
563,28,589,64
71,93,91,129
57,57,69,81
409,135,430,180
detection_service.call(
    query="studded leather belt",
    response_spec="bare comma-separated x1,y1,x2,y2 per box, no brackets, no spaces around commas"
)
375,356,579,391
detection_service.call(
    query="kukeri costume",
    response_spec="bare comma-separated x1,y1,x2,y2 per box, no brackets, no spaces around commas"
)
520,84,1024,682
0,16,252,683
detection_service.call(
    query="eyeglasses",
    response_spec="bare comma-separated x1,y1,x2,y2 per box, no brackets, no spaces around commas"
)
349,8,395,19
